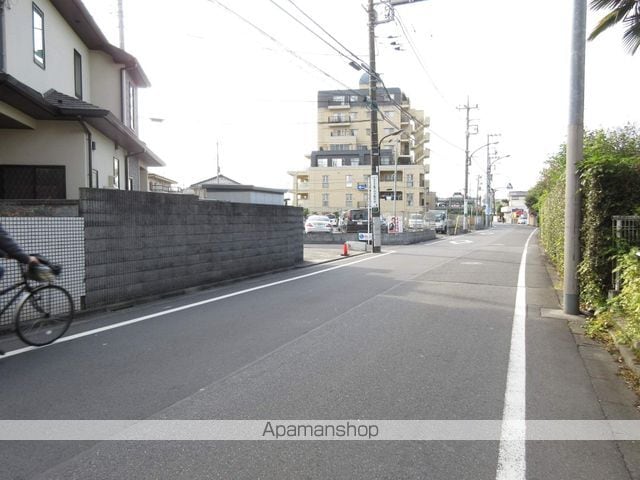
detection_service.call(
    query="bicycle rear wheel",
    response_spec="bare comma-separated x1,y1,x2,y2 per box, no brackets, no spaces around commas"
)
15,285,74,346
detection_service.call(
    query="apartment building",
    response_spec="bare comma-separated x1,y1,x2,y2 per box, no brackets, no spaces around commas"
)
289,74,430,221
0,0,164,199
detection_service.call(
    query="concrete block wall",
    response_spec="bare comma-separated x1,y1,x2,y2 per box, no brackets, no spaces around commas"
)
80,189,303,308
303,230,436,245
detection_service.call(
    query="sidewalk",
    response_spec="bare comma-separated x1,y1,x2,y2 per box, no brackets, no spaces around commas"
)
301,243,366,266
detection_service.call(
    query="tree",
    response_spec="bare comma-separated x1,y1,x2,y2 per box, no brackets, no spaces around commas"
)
588,0,640,54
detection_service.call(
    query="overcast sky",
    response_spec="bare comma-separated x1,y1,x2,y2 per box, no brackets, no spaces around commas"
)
82,0,640,198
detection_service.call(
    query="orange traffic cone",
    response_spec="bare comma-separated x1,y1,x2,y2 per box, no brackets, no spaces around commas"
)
341,242,349,256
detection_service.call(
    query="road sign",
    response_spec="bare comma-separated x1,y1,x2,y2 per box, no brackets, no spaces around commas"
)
369,175,379,208
357,183,368,191
358,233,372,241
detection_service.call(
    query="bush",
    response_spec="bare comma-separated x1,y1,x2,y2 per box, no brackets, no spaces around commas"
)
534,126,640,311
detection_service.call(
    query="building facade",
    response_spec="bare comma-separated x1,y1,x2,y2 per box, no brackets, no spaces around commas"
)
289,75,430,221
0,0,164,200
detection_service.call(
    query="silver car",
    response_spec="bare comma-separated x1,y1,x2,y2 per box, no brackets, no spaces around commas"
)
305,215,333,233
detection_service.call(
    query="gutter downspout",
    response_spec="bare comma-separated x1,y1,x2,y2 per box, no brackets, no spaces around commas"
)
0,1,6,72
78,119,93,188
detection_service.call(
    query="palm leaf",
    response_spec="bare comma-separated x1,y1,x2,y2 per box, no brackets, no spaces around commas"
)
622,15,640,53
590,0,637,12
589,10,627,40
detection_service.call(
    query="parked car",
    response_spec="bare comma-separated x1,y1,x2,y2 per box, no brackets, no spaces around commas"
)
517,216,528,225
326,214,338,227
305,215,333,233
407,213,425,230
340,208,369,233
433,212,448,233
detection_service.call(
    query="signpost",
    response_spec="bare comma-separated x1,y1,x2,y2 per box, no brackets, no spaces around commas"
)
370,175,379,209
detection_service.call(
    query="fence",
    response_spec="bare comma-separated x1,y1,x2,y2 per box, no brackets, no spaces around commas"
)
0,217,85,329
611,215,640,291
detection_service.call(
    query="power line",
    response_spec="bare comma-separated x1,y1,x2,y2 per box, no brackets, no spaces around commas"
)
394,11,456,110
283,0,371,70
266,0,361,68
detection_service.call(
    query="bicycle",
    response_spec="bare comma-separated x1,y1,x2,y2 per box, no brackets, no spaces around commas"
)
0,256,74,355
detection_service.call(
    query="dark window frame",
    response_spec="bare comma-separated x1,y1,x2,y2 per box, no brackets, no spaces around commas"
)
74,49,83,99
0,165,66,199
32,3,45,69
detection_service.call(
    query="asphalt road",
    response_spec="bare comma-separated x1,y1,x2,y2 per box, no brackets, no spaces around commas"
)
0,225,638,479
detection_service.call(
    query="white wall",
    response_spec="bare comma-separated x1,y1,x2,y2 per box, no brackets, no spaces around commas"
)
89,51,123,117
3,0,123,113
0,121,87,199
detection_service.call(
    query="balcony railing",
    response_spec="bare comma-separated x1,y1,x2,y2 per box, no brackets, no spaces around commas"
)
150,184,182,194
328,116,351,124
328,100,351,109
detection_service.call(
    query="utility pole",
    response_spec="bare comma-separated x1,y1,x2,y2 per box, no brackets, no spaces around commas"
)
368,0,381,252
486,133,501,227
457,98,479,231
117,0,125,49
564,0,587,315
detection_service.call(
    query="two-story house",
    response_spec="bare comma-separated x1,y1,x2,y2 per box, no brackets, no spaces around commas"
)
0,0,164,200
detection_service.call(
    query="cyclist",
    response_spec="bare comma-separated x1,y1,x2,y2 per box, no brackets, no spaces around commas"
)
0,223,39,278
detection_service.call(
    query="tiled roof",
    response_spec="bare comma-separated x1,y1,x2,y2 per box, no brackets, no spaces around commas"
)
43,89,108,115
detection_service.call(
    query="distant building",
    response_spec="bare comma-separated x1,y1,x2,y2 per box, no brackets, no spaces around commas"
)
289,74,431,219
148,173,180,194
189,175,287,206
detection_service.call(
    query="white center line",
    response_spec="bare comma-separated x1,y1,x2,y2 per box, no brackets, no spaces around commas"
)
495,229,537,480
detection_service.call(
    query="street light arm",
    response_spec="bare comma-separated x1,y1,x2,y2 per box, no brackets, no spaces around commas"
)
490,154,511,167
378,129,404,150
470,141,499,159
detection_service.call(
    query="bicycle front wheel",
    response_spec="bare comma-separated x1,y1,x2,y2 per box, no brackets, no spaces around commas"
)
15,285,74,346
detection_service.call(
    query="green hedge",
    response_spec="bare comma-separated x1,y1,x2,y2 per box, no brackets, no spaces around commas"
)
533,126,640,311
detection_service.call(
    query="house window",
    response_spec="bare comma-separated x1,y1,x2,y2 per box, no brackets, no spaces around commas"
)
322,175,329,188
384,128,394,135
350,158,360,166
91,169,98,188
317,158,328,167
332,95,345,103
128,82,136,130
366,129,371,136
407,193,414,206
113,158,120,189
331,158,342,167
74,50,82,99
384,111,395,119
32,3,45,68
380,156,392,166
322,193,329,207
346,193,353,207
406,174,414,187
345,175,353,187
349,95,359,102
0,165,65,199
349,112,358,121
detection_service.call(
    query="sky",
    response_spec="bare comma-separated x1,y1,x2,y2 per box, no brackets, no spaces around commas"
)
82,0,640,198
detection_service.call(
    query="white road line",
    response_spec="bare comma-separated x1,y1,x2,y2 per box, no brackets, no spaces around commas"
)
495,229,537,480
0,252,394,359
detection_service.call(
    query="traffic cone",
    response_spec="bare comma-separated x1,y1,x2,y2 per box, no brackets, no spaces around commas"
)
341,242,349,256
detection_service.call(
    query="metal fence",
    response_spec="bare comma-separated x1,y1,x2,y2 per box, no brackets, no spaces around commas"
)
0,217,85,330
611,215,640,291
